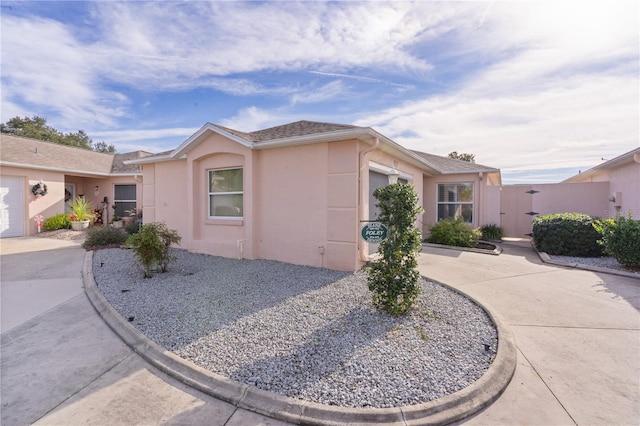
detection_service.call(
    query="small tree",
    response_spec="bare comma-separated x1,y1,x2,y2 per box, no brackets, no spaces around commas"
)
127,222,181,278
367,183,424,315
448,151,476,163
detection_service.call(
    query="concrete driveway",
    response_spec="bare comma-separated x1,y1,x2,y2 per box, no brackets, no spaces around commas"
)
418,241,640,426
0,237,287,426
1,237,638,425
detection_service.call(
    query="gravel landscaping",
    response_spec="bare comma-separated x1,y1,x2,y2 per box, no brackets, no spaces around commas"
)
93,248,498,409
549,254,640,275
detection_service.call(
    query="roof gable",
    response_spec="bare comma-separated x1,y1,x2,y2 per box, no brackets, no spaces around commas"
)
129,120,501,179
411,150,499,174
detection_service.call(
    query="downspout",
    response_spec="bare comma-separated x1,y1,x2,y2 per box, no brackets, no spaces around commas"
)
478,171,483,227
358,137,380,262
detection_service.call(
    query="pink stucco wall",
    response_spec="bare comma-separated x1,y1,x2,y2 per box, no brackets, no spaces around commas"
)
422,172,501,234
1,165,140,236
142,134,431,271
607,161,640,218
500,182,610,237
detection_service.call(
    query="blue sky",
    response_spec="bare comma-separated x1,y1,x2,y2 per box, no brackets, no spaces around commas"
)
1,1,638,184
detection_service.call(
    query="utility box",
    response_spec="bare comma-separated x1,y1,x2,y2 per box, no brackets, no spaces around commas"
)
614,191,623,207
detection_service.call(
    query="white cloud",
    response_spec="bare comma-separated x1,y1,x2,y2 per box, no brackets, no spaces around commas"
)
88,1,435,87
290,80,346,105
358,1,639,183
219,107,294,132
0,16,127,129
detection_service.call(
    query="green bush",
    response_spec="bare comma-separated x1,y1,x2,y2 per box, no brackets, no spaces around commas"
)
427,217,481,248
83,226,128,248
367,183,423,316
532,212,603,257
594,214,640,268
125,221,141,235
480,223,503,241
127,222,181,278
43,213,71,231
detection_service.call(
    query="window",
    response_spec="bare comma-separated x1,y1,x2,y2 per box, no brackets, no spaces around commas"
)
437,183,473,223
208,168,243,218
114,184,136,219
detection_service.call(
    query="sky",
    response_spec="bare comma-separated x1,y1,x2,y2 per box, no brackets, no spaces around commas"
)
1,1,638,184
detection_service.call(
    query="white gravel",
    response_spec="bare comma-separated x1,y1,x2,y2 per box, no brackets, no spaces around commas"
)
93,248,497,408
549,254,640,275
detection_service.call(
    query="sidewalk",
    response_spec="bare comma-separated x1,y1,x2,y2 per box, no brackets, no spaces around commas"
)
1,237,638,425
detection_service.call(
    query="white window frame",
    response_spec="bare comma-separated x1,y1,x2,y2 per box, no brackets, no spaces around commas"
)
208,168,243,219
437,182,474,223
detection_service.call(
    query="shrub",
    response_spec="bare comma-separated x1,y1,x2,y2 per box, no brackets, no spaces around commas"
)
83,226,128,248
125,221,141,235
532,212,603,257
594,214,640,268
480,223,503,241
43,213,71,231
367,183,423,316
127,222,181,278
427,217,481,248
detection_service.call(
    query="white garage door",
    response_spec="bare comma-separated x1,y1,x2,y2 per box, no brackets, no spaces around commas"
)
0,175,25,238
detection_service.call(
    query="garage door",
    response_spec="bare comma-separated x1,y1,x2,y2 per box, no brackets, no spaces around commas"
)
0,175,25,238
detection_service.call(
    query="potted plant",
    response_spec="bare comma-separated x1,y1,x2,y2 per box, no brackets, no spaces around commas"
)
112,214,123,228
69,196,94,231
122,208,137,225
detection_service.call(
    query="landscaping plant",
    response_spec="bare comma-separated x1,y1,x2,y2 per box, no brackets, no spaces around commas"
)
83,226,128,249
127,222,181,278
593,213,640,268
43,213,71,231
366,183,423,316
532,212,603,257
480,223,503,241
68,196,95,222
427,217,481,248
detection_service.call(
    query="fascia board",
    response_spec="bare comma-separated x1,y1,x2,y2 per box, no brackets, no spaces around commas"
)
171,123,253,158
437,167,501,175
124,154,177,165
0,161,113,177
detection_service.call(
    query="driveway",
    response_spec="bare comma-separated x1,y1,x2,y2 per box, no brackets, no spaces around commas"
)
1,237,638,425
0,237,288,426
418,241,640,426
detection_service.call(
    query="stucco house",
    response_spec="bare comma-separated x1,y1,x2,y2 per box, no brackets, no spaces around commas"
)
0,134,147,237
126,120,502,271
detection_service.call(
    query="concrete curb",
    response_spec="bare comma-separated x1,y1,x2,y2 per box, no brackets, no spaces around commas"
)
422,241,503,256
533,243,640,281
83,251,517,425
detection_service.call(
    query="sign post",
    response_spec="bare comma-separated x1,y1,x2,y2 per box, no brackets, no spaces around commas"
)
360,222,388,243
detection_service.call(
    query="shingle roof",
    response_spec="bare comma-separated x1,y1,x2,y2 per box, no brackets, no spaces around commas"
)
111,150,153,173
127,120,501,178
411,150,499,174
0,133,145,175
244,120,364,142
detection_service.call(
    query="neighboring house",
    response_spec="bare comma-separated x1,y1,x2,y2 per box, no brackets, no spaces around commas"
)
500,147,640,238
127,120,502,271
0,134,148,238
562,147,640,218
